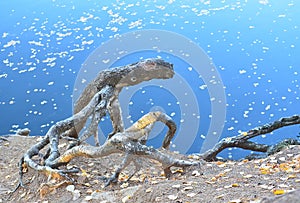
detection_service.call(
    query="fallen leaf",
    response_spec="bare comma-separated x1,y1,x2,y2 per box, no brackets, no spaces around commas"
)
183,186,193,191
20,191,26,198
211,177,217,181
232,183,239,187
88,162,94,167
224,168,232,172
58,143,67,148
215,194,225,199
260,167,270,174
288,174,296,179
151,180,158,184
259,184,269,190
243,174,253,178
192,170,201,176
174,168,184,173
229,199,242,203
216,162,226,168
86,189,93,194
205,181,215,184
172,184,181,188
186,193,196,197
81,169,89,177
273,189,285,195
278,157,286,162
278,184,289,188
120,182,129,188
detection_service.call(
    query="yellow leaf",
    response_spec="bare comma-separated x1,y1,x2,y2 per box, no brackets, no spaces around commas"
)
215,194,225,199
81,169,88,177
243,174,253,179
273,189,285,195
260,167,270,174
216,161,224,165
211,177,217,181
232,183,239,187
174,168,184,173
288,174,296,179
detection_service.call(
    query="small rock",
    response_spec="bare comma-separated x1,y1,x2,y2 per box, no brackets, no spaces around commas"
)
145,188,152,193
16,128,30,136
73,190,81,201
167,194,178,200
85,196,93,201
66,185,75,193
187,193,196,197
192,170,201,176
122,195,131,203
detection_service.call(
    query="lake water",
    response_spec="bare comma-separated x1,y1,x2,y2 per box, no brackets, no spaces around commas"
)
0,0,299,159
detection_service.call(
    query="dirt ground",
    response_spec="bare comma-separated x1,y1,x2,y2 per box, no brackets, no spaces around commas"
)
0,135,300,203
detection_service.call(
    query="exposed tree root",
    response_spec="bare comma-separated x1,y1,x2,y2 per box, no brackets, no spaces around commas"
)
200,115,300,161
12,110,198,195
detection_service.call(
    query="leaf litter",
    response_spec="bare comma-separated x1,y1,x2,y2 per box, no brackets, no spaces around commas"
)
0,136,300,202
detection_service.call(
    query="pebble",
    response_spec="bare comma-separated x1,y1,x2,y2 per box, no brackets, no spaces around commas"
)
16,128,30,136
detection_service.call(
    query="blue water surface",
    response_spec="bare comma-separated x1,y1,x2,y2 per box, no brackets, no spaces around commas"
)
0,0,299,159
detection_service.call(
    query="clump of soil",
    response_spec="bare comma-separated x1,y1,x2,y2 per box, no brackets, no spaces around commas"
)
0,135,299,203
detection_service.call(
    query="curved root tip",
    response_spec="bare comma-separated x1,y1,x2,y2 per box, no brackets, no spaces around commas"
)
6,182,26,201
99,176,118,187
